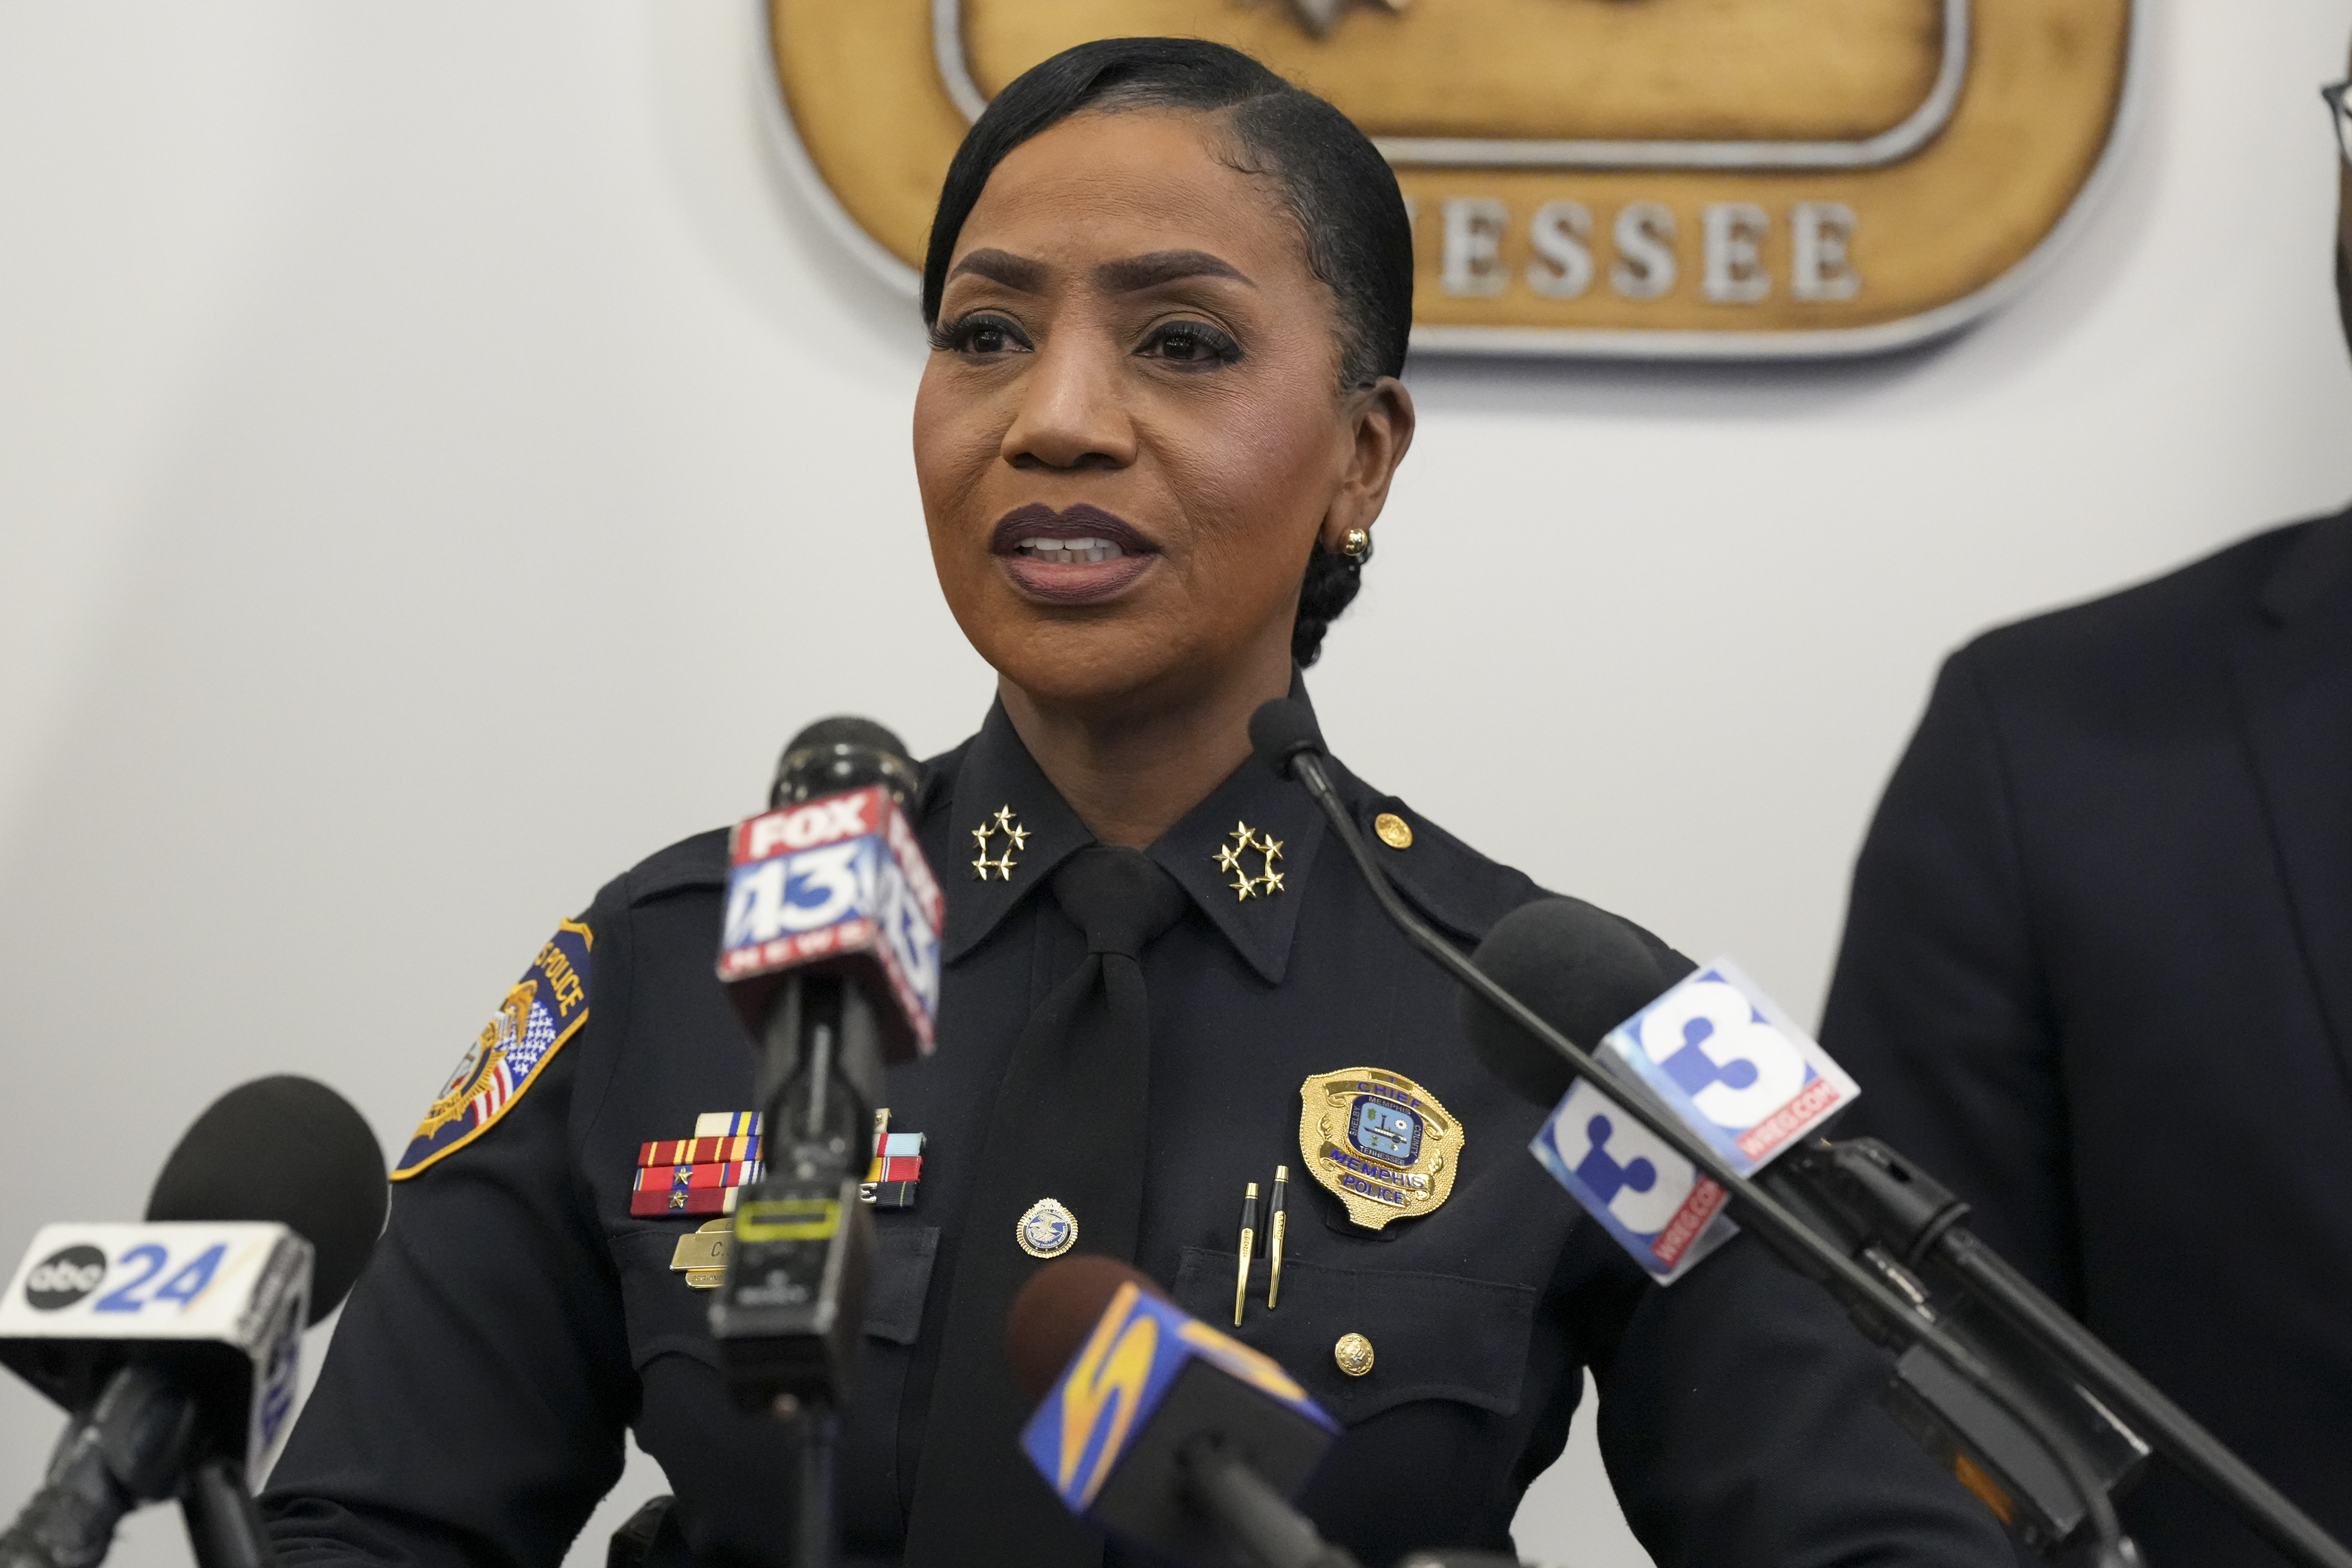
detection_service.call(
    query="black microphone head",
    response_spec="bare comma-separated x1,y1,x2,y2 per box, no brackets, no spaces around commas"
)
145,1076,387,1324
1007,1254,1171,1409
770,716,920,808
1461,898,1687,1107
1247,699,1323,779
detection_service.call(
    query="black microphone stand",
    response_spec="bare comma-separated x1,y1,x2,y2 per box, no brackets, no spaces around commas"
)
711,971,883,1568
1177,1435,1364,1568
0,1364,278,1568
180,1458,275,1568
1257,711,2143,1567
710,725,926,1567
1773,1135,2352,1568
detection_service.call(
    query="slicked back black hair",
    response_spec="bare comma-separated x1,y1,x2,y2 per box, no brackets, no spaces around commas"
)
920,38,1413,666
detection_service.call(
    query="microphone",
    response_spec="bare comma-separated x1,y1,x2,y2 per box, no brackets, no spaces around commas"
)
1463,898,2160,1554
1465,902,1860,1283
718,716,941,1070
1246,701,2161,1566
0,1077,386,1568
1458,901,1740,1281
1256,702,2352,1566
1456,895,1681,1109
709,717,943,1567
1460,898,2352,1567
1009,1255,1358,1568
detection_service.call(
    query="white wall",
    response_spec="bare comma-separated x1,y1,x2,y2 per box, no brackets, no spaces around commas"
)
1,3,2347,1565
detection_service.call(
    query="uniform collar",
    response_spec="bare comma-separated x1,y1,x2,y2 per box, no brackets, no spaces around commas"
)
940,677,1327,986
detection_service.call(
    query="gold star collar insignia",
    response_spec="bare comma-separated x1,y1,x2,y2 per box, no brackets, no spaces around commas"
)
1216,822,1286,902
971,805,1026,881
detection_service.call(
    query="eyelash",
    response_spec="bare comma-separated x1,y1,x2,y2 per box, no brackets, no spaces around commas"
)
1138,320,1243,367
929,312,1031,355
927,313,1244,368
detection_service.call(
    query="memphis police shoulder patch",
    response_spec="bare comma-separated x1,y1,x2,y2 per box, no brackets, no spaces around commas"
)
393,918,593,1179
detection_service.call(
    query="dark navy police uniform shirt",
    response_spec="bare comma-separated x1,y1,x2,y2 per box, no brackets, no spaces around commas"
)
262,693,2010,1567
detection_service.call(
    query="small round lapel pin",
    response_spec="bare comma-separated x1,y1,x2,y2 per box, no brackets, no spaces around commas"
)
1017,1197,1077,1259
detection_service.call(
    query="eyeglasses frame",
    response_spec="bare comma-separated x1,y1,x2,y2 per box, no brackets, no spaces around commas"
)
2326,79,2352,169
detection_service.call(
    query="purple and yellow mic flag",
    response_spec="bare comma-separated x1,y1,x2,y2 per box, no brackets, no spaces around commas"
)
1021,1279,1336,1516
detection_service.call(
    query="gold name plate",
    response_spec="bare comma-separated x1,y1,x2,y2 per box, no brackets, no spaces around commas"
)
766,0,2137,359
672,1219,731,1289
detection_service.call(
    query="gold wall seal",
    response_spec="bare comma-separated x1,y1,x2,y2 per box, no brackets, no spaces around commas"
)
765,0,2138,359
1298,1067,1463,1230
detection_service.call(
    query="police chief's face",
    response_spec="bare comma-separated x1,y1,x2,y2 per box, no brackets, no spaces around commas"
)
914,109,1396,717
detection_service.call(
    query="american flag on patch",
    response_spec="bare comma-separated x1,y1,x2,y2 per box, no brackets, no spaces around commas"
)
467,1000,557,1128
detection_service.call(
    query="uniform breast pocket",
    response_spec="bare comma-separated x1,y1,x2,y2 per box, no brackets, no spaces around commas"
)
1171,1247,1536,1427
609,1221,940,1371
861,1223,939,1344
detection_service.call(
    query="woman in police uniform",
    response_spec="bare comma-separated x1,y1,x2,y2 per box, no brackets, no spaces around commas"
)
262,39,2011,1568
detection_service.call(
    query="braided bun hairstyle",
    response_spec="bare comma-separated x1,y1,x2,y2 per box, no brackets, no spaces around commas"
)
1293,536,1368,668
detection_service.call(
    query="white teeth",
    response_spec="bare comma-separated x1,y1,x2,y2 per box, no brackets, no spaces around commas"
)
1016,536,1126,564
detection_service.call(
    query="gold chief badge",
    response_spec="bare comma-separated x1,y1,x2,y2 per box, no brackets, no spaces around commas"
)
1298,1067,1462,1230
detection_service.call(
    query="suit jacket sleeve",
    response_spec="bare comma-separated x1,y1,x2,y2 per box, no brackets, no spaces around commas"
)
1820,645,2079,1307
260,932,638,1567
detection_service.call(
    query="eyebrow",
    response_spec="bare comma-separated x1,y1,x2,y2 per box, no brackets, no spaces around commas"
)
945,248,1049,291
1092,250,1254,293
943,247,1256,295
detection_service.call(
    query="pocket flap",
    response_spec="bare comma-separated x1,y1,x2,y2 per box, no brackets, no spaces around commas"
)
613,1221,939,1369
863,1224,939,1345
1172,1247,1535,1426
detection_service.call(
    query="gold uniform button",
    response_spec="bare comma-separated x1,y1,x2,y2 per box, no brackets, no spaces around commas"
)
1373,813,1413,850
1334,1332,1375,1377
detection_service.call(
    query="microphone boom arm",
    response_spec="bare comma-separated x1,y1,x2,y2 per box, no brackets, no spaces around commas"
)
1781,1136,2352,1568
1278,741,2143,1565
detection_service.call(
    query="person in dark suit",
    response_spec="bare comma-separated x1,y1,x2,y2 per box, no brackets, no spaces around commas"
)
257,37,2014,1568
1820,45,2352,1568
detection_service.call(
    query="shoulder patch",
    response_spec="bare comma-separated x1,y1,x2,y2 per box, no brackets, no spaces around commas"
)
393,918,594,1179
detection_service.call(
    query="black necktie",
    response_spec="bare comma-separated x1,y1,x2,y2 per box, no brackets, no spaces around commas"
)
902,846,1189,1566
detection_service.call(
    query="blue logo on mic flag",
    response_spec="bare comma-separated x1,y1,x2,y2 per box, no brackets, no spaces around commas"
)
1529,956,1859,1284
394,919,593,1179
1532,1079,1738,1283
1600,958,1858,1178
1022,1281,1335,1513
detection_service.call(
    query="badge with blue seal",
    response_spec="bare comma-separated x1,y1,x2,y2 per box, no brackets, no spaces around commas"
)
1297,1067,1462,1230
1018,1198,1078,1259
